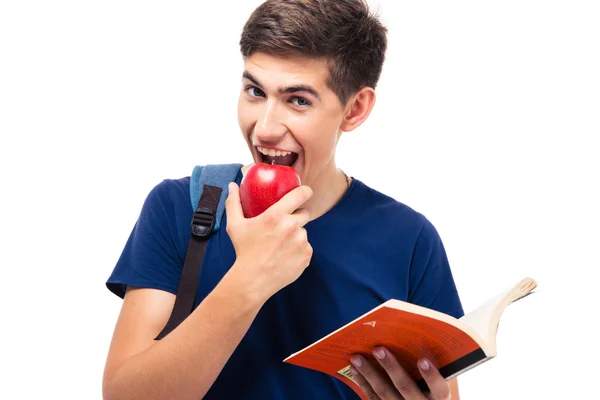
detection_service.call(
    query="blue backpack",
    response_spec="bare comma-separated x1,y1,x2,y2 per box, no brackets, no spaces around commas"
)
155,163,243,340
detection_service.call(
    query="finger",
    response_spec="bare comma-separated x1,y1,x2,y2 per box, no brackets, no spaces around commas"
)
291,208,311,227
371,347,426,399
224,182,244,222
417,359,450,400
269,185,313,215
348,366,384,400
351,354,402,400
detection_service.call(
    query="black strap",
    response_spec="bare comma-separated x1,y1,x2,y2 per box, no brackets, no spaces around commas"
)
155,184,223,340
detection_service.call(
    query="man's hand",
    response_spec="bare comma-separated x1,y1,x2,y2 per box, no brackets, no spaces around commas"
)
225,181,314,301
349,347,456,400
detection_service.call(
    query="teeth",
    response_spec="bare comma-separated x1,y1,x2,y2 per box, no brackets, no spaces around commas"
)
257,146,292,157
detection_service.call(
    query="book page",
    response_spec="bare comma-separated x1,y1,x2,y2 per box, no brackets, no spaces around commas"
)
459,290,507,352
459,277,537,354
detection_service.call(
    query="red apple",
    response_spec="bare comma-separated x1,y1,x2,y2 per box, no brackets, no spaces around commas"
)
239,163,301,218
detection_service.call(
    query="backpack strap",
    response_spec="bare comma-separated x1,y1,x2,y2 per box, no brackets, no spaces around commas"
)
155,163,242,340
190,163,243,231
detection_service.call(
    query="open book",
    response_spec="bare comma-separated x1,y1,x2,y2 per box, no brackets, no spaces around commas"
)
284,277,537,399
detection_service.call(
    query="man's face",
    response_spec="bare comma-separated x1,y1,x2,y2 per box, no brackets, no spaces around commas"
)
237,52,347,187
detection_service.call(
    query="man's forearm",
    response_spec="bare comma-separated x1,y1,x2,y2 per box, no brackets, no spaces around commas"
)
103,269,265,400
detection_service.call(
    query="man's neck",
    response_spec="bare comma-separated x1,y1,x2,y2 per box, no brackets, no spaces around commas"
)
302,164,351,221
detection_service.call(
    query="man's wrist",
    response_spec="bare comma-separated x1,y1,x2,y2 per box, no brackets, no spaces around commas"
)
216,261,269,311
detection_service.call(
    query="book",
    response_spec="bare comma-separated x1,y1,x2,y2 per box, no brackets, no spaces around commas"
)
283,277,537,399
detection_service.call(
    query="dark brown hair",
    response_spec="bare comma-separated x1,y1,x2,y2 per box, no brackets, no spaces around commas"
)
240,0,388,104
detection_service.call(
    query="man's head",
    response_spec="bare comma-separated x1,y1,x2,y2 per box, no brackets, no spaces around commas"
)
237,0,387,188
240,0,388,105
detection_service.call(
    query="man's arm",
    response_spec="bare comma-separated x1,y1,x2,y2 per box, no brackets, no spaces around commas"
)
449,379,460,399
102,269,265,400
103,183,314,400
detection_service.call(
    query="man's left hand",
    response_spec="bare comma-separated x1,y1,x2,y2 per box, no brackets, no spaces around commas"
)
349,347,452,400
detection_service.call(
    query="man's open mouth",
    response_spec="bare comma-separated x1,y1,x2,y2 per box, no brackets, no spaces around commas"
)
257,146,299,167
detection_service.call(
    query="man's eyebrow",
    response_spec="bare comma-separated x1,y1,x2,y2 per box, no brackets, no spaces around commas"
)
242,71,262,87
242,71,321,100
280,84,321,100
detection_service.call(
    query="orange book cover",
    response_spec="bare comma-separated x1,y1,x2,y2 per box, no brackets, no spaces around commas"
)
283,302,487,400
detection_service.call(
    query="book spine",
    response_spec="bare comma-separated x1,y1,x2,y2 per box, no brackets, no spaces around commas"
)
415,348,489,392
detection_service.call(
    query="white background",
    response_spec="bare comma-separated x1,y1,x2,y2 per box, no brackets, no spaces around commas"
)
1,0,598,398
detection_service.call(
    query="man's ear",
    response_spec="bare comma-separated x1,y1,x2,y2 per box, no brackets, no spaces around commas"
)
339,87,376,132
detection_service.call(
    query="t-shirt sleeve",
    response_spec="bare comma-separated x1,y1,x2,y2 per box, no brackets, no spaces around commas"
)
407,217,464,319
106,179,187,299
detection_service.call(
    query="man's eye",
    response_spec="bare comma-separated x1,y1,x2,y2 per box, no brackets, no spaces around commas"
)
291,97,311,107
247,86,265,97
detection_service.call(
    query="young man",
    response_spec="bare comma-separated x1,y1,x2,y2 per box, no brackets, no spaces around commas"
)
103,1,464,399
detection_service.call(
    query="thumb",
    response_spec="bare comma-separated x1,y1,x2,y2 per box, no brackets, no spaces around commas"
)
225,182,244,221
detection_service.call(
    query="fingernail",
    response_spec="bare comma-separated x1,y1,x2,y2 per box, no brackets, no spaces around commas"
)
418,359,430,371
373,348,386,360
351,355,363,367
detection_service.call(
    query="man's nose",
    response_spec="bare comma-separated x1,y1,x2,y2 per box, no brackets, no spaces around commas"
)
254,100,287,142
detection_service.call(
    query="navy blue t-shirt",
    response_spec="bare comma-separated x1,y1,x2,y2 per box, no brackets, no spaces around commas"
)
107,170,464,399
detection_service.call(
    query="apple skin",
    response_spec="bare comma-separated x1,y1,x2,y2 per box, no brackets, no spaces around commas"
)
239,163,301,218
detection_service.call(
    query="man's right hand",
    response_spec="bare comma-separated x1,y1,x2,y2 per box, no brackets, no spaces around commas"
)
224,182,314,300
